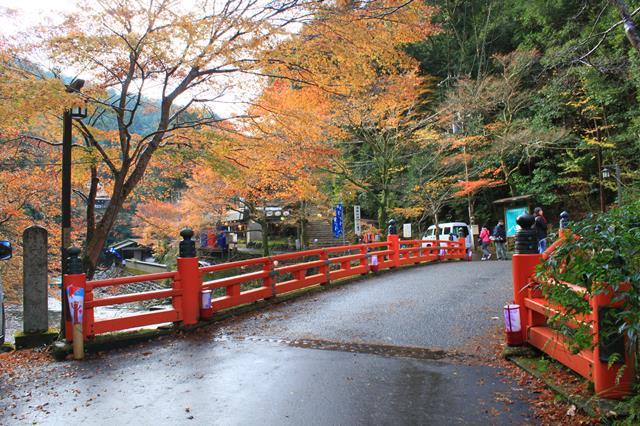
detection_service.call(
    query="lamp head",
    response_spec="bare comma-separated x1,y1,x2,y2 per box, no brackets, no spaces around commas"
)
66,79,85,93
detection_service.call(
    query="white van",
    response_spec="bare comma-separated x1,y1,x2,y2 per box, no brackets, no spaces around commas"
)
421,222,472,248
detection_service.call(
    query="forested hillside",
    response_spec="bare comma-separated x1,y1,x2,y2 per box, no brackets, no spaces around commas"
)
400,0,640,226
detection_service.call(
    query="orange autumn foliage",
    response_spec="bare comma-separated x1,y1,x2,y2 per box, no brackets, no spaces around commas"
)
454,179,504,197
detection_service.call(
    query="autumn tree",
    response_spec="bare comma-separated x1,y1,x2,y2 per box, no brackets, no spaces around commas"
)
0,38,81,297
9,0,322,276
264,0,440,228
183,100,327,256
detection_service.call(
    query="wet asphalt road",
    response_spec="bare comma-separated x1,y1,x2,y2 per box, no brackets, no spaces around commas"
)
1,260,536,425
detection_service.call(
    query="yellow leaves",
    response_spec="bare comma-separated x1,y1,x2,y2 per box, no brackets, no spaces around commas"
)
268,0,438,99
0,64,72,138
413,128,440,145
390,207,424,219
582,136,615,149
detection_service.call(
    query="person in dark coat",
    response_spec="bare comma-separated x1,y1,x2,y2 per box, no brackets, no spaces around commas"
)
492,219,507,260
533,207,548,253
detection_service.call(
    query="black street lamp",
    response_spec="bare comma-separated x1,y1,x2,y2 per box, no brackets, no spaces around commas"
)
601,164,623,206
61,79,87,335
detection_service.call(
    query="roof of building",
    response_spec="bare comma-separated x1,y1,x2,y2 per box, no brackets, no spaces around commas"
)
108,239,146,251
492,194,534,204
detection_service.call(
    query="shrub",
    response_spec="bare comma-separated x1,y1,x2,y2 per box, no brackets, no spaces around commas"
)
536,200,640,353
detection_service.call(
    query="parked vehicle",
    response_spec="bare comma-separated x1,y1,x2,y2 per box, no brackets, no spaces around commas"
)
0,240,12,345
421,222,472,248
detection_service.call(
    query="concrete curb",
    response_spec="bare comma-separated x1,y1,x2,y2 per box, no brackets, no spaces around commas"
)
14,330,58,349
504,348,624,419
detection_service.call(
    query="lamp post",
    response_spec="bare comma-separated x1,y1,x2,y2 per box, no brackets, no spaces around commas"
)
61,79,87,335
601,164,623,206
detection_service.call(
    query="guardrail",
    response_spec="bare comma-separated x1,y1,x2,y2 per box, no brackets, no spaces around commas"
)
511,214,634,399
63,231,466,343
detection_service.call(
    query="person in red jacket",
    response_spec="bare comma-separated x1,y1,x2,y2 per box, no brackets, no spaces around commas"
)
479,224,491,260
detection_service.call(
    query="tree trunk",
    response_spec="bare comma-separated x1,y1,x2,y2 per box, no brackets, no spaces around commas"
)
299,200,306,249
261,218,270,257
378,189,389,231
610,0,640,56
84,184,126,279
85,168,98,246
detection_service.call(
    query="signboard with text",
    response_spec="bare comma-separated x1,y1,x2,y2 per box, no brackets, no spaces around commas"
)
354,205,361,236
506,206,528,237
403,223,411,238
333,203,343,238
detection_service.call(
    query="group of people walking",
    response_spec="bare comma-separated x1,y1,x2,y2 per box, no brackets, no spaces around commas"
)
478,207,548,261
478,220,507,261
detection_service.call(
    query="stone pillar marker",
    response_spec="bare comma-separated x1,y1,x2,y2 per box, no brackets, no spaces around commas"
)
23,225,49,333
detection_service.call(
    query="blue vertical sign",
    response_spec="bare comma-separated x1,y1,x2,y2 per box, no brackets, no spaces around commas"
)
333,203,343,238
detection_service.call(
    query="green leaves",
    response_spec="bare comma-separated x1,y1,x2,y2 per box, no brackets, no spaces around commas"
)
537,200,640,353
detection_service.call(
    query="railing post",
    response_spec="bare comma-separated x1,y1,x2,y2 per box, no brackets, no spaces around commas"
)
63,247,87,353
359,245,369,274
457,236,466,260
320,249,331,284
387,234,400,268
176,228,201,326
591,284,635,398
264,257,277,297
511,214,541,343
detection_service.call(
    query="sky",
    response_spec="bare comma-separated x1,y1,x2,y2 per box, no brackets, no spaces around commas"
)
0,0,75,33
0,0,251,118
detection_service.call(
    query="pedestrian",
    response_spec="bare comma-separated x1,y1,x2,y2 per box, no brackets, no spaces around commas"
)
533,207,548,254
217,231,227,250
457,226,472,260
479,224,491,260
492,219,507,260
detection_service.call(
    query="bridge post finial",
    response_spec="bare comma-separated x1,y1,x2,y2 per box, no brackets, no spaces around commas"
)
66,247,83,274
179,228,196,258
559,211,569,230
514,214,537,254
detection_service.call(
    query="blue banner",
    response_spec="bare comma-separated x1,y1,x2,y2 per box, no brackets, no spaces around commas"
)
333,203,343,238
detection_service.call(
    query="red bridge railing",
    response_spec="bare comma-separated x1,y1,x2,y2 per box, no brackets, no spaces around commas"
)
511,215,635,399
63,232,466,343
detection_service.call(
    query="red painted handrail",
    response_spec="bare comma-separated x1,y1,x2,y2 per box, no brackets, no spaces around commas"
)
64,235,467,342
512,230,635,399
